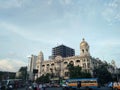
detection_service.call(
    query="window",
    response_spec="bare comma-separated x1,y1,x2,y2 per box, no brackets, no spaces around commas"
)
87,59,89,62
42,65,45,67
64,62,68,64
47,64,49,66
65,72,69,77
83,63,86,68
87,63,90,68
83,59,86,62
70,61,74,65
76,60,80,63
82,49,84,53
51,63,54,66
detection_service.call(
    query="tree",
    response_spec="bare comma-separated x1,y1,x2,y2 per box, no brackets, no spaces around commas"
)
93,65,113,85
36,73,50,83
0,71,16,80
67,63,91,78
17,66,28,80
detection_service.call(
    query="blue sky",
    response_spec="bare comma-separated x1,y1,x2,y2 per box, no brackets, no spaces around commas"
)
0,0,120,72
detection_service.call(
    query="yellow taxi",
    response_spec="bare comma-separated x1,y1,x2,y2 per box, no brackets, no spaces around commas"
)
113,82,120,90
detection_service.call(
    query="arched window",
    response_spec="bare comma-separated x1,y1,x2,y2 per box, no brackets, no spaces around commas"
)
47,64,49,66
64,62,68,64
82,49,84,53
69,61,74,65
51,63,54,66
76,60,80,63
65,72,69,77
42,65,45,67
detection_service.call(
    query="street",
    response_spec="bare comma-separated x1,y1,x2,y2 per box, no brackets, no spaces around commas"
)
17,87,112,90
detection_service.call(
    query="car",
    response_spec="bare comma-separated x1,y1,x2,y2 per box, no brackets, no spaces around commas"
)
61,83,67,87
107,82,120,90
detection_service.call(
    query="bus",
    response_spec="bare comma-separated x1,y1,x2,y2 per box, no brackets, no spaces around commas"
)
66,78,100,89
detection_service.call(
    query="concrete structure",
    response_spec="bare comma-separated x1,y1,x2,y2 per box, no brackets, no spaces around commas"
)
34,38,103,80
52,44,75,59
28,38,116,80
28,55,37,80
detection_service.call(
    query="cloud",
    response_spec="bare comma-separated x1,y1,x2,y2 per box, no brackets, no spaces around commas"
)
47,0,53,5
0,21,69,43
102,0,120,23
96,39,120,47
0,21,39,41
0,0,26,9
0,58,27,72
0,22,30,38
46,0,72,5
59,0,72,5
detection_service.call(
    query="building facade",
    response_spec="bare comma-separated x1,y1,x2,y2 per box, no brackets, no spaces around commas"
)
34,39,104,79
28,38,116,80
28,55,37,80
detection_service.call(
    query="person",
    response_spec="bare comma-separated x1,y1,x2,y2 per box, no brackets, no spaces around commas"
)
77,81,81,88
39,83,43,90
42,83,46,90
32,81,37,90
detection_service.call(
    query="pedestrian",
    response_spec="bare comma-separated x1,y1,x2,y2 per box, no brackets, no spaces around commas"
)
77,81,81,88
32,81,37,90
39,83,43,90
42,83,46,90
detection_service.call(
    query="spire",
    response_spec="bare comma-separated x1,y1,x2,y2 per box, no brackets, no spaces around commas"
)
82,38,85,41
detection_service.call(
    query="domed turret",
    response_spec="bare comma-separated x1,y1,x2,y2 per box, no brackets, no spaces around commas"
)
80,38,90,56
80,38,89,47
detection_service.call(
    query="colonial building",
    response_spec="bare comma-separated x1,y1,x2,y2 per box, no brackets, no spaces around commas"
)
28,38,116,80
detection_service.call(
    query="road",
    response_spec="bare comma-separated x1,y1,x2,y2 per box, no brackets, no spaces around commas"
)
17,87,112,90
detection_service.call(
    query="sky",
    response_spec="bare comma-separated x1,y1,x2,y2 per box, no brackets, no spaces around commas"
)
0,0,120,72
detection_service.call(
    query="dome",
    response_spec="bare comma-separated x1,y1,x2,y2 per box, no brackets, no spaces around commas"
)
80,38,88,47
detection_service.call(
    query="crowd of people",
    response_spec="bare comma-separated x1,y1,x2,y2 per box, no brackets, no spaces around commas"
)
26,81,53,90
26,80,81,90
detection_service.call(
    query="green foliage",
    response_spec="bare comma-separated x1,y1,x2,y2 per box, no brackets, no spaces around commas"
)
36,73,50,83
93,65,113,84
17,66,28,80
0,71,16,80
67,63,91,78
